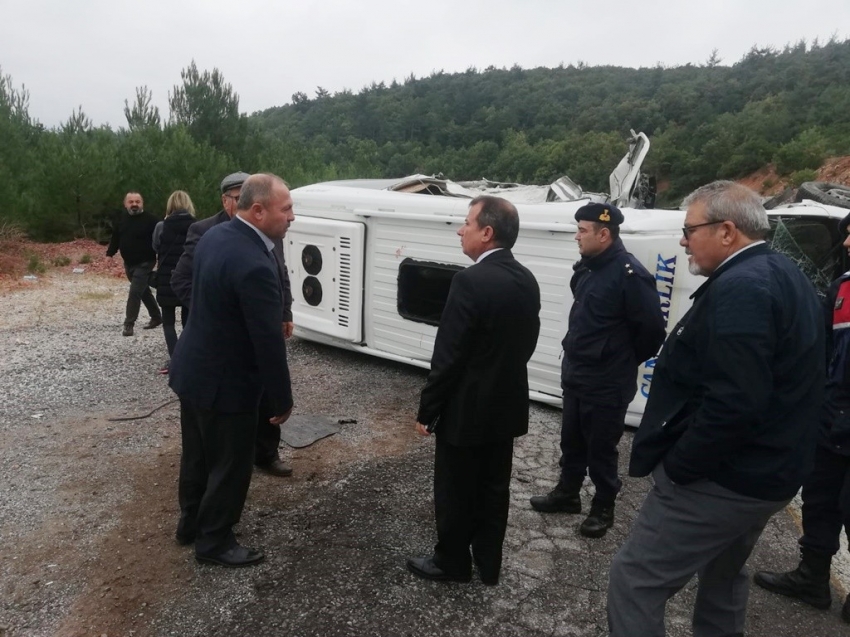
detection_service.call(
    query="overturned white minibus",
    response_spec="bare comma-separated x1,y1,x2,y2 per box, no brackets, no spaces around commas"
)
285,135,849,424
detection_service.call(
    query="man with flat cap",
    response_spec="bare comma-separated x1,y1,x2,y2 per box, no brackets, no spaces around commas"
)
530,201,665,538
171,171,295,478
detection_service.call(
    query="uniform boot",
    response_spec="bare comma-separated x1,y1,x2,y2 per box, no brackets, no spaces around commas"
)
752,549,832,609
529,483,581,513
841,593,849,623
122,322,134,337
579,501,615,538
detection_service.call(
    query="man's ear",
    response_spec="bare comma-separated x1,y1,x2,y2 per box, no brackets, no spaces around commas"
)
482,225,495,243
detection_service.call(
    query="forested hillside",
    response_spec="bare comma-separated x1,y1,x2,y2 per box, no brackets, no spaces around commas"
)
1,38,849,242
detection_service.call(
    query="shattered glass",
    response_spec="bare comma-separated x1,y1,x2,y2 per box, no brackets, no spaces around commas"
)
769,218,840,297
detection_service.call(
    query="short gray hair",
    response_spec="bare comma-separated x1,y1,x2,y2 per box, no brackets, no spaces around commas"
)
682,180,769,240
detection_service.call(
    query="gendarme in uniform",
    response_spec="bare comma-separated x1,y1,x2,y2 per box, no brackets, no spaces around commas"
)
530,202,666,538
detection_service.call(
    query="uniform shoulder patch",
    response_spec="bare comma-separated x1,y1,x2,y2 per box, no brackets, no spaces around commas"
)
624,262,635,276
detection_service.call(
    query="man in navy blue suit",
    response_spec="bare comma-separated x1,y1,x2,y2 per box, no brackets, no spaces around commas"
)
169,173,295,567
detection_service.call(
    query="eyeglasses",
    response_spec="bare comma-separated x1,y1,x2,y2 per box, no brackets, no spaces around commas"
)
681,220,723,239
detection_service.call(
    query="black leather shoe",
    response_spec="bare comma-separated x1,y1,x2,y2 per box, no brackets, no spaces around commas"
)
579,503,615,538
142,317,162,330
175,532,195,546
256,458,293,477
406,556,471,583
196,544,265,568
122,324,134,336
530,485,581,513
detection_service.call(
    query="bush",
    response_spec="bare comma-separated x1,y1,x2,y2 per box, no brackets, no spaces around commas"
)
774,129,828,175
79,253,92,264
26,254,46,274
0,220,25,242
52,255,71,267
790,169,818,188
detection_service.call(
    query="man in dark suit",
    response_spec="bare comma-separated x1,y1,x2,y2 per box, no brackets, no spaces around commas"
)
169,173,295,567
171,171,295,478
407,195,541,586
607,181,825,636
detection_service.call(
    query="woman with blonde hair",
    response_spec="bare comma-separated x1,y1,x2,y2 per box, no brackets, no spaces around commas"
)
152,190,196,373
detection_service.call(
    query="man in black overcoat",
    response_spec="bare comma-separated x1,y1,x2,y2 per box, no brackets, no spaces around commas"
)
407,195,541,585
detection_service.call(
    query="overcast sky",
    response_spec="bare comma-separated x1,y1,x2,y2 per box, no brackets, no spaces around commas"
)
3,0,849,129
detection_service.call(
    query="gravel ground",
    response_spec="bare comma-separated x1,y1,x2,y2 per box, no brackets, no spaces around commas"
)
1,272,849,637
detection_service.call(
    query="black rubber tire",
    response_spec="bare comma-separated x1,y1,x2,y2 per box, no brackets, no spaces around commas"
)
795,182,850,209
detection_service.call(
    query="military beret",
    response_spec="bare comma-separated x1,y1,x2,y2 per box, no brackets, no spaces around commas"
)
840,211,850,236
220,171,251,194
575,202,624,226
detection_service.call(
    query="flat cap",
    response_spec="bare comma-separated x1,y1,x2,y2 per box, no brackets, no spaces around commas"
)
220,171,251,194
575,202,624,226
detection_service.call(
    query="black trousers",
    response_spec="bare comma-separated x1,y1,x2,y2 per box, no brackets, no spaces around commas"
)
433,436,514,580
123,261,161,325
799,443,850,556
255,390,282,466
178,399,257,556
160,304,188,358
558,388,628,504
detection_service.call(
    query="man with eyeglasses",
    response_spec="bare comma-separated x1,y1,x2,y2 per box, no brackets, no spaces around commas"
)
607,181,825,637
171,172,295,479
530,202,665,539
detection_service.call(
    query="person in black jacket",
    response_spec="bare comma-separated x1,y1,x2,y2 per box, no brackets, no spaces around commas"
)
607,181,826,637
106,192,162,336
152,190,196,372
753,211,850,625
530,202,666,538
169,173,295,567
407,195,540,586
170,172,296,478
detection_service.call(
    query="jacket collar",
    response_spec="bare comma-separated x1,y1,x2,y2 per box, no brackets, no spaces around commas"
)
575,238,626,272
229,215,271,253
690,242,771,300
477,248,513,264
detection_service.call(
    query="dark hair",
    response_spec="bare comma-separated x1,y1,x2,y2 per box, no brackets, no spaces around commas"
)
237,173,288,210
590,221,619,241
469,195,519,249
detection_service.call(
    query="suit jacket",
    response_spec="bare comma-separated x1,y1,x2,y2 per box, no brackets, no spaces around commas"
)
169,218,294,416
629,243,824,501
417,249,541,446
171,209,293,321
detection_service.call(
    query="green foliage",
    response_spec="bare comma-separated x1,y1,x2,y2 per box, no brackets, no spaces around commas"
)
26,253,45,273
52,255,71,267
79,253,92,264
790,169,818,187
5,41,850,242
774,128,829,175
168,61,247,159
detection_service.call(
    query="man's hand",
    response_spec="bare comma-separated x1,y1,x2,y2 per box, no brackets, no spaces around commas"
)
415,421,431,437
270,407,293,426
283,321,294,339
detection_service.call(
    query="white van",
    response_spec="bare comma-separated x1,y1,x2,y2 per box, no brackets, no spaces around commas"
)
285,134,849,424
